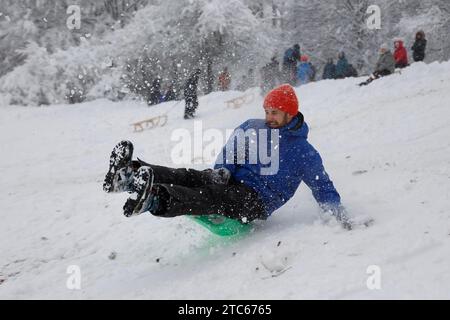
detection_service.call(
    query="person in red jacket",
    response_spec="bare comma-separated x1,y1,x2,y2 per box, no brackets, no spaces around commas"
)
394,39,409,69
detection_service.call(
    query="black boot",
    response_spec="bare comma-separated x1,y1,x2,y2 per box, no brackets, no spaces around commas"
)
123,166,159,217
103,141,134,193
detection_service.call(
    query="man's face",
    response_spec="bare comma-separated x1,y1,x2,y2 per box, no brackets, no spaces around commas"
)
265,107,294,129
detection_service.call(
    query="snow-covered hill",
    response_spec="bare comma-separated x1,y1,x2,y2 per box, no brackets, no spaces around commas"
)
1,61,449,299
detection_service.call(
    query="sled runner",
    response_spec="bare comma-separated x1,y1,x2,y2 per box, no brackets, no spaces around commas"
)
131,114,168,132
225,92,255,109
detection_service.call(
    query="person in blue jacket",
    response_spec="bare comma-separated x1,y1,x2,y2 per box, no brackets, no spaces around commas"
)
102,84,352,229
282,44,301,85
297,55,315,85
335,52,350,79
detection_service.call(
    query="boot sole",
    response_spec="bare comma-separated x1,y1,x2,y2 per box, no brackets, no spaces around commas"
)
103,141,133,193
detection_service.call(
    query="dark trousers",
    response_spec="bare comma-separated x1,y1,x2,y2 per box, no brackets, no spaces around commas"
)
359,69,392,86
395,62,408,69
134,160,267,222
184,95,198,117
373,69,392,78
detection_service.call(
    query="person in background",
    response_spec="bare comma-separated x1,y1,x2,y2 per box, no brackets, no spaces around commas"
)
359,43,395,86
184,68,201,119
282,44,301,85
218,67,231,91
411,31,427,62
148,76,162,106
347,64,358,78
335,52,350,79
297,55,315,85
163,84,176,102
394,39,409,69
322,58,336,80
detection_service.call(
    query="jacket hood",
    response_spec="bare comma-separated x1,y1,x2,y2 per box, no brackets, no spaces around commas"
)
279,113,307,138
395,40,404,48
416,31,425,39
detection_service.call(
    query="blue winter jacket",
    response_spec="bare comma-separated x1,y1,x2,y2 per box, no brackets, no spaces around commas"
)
214,116,341,217
336,57,350,78
297,63,314,85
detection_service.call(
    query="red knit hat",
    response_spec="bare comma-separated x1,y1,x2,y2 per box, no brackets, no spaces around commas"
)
263,84,299,116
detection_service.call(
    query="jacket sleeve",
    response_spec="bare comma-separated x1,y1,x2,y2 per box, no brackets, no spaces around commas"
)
375,57,382,72
388,54,396,73
213,147,238,176
299,142,341,208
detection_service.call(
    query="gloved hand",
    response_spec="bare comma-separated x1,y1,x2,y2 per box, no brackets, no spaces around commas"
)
205,167,231,185
320,204,353,230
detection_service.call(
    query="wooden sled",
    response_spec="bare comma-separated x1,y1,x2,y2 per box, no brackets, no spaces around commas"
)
225,92,255,109
131,114,168,132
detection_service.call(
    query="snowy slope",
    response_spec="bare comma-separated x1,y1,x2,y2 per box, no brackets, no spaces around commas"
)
1,61,449,299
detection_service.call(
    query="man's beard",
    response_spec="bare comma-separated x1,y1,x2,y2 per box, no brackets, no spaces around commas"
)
266,114,289,129
266,121,280,128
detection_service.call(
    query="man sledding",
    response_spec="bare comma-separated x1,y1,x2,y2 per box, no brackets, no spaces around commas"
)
103,84,353,230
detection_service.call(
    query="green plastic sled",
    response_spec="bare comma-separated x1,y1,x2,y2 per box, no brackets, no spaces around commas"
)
188,214,253,237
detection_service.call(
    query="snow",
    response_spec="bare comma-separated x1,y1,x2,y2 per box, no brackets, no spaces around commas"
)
1,61,450,299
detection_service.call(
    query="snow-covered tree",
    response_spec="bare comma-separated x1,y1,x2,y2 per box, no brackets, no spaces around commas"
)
1,0,449,106
282,0,340,66
0,0,282,105
332,0,385,73
99,0,281,98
